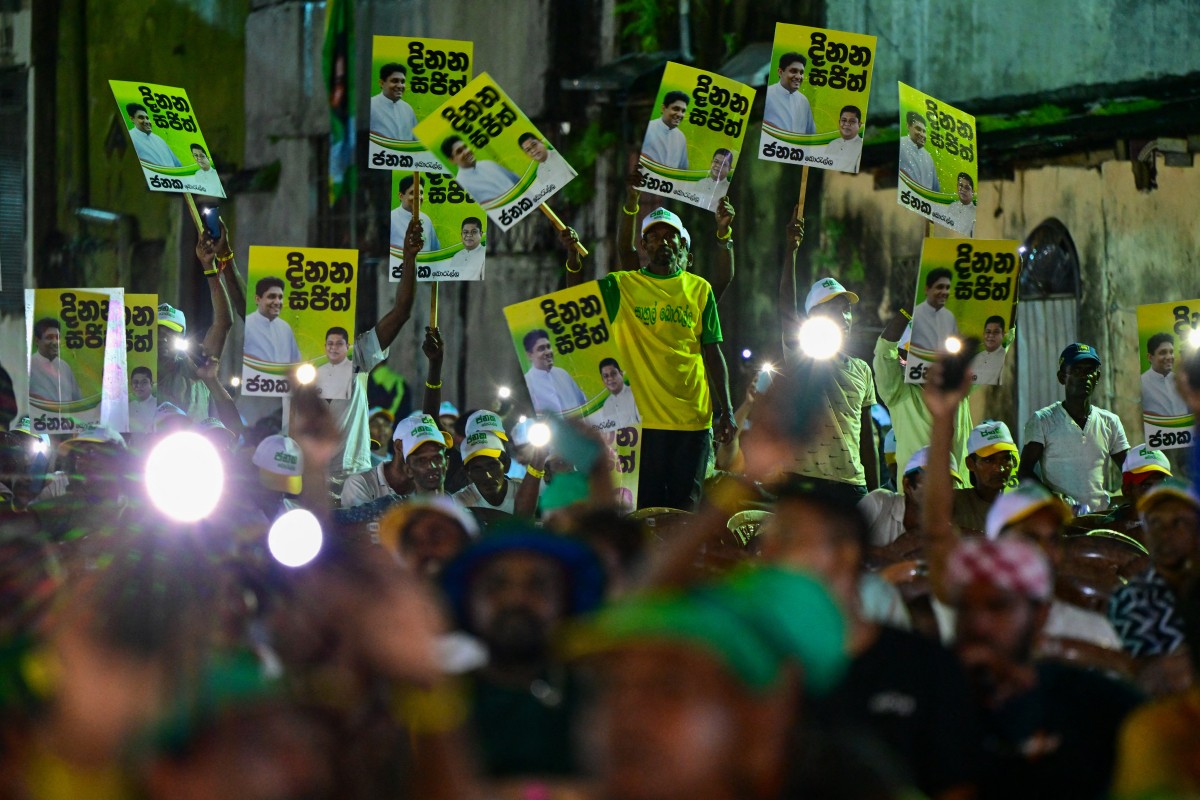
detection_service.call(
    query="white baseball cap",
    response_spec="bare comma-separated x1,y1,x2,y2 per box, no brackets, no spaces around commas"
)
461,431,506,465
397,414,450,459
438,401,460,419
1122,444,1172,478
640,208,685,238
903,446,929,476
510,418,533,447
158,302,186,334
804,277,860,314
967,421,1018,459
59,423,127,454
984,480,1069,540
252,434,303,494
465,409,508,442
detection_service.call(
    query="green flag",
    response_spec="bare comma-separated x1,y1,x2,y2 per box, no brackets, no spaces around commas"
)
322,0,355,205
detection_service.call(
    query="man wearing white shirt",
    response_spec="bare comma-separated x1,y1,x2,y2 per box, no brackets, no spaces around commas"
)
243,277,300,364
127,366,157,433
825,105,864,173
28,318,82,405
441,136,519,205
521,329,586,415
909,268,959,353
640,90,690,170
518,132,575,187
443,217,486,280
389,175,440,252
970,316,1008,385
899,111,940,192
315,326,354,401
945,173,977,236
692,149,732,211
763,53,816,135
125,103,182,167
369,63,418,141
183,144,224,197
587,358,641,434
1141,332,1189,417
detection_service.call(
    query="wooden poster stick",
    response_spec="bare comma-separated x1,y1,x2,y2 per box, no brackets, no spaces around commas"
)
430,282,439,328
538,204,589,257
796,166,811,217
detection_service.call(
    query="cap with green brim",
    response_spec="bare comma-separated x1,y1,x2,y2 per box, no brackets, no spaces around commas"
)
569,566,847,695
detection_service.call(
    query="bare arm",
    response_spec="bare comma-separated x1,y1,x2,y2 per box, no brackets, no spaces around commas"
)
920,362,972,603
703,342,735,445
616,170,641,271
715,385,756,471
1017,441,1044,483
860,404,879,491
779,208,804,350
709,196,735,302
421,327,443,420
1111,448,1129,470
512,447,546,519
376,217,422,349
196,355,244,441
195,226,232,361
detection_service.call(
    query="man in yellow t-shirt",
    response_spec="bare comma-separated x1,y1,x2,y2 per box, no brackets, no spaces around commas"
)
595,208,734,510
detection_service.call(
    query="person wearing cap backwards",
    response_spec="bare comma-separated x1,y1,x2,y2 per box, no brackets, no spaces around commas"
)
952,420,1018,538
572,205,733,511
1018,342,1129,512
945,536,1142,800
1108,479,1200,660
452,430,542,517
777,209,878,501
1069,442,1172,540
874,305,973,483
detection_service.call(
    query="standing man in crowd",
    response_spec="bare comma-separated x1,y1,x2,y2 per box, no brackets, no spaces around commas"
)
640,90,690,170
764,52,816,135
370,63,417,141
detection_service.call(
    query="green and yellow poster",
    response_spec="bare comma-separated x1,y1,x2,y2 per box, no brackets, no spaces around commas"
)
504,282,641,511
368,36,473,173
1135,301,1196,449
897,83,978,236
242,246,357,399
637,62,755,211
109,80,226,198
25,288,127,433
758,24,877,174
124,294,158,434
905,239,1020,385
388,171,487,282
413,73,576,231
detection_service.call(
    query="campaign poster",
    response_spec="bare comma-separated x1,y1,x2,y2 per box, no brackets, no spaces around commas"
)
635,62,755,211
896,83,978,236
388,171,487,282
109,80,226,198
368,36,473,173
757,23,877,174
1135,301,1197,450
905,239,1020,385
123,294,158,434
25,288,128,434
242,247,357,399
413,73,577,231
504,283,641,511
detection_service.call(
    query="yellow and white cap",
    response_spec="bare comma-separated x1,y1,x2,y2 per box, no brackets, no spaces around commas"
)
804,277,859,314
461,431,506,465
158,302,186,334
1122,444,1172,477
967,421,1018,459
465,410,508,442
396,413,451,459
984,480,1069,540
252,434,303,495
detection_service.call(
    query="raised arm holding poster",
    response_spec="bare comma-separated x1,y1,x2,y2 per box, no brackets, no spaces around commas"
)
905,239,1020,385
123,295,158,434
109,81,226,198
413,73,577,231
389,171,487,282
242,247,357,399
504,282,641,511
758,24,877,174
25,289,128,434
636,62,755,211
368,36,472,173
1135,300,1197,450
897,83,978,236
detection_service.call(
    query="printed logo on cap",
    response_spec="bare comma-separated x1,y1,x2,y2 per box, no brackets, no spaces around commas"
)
275,451,298,466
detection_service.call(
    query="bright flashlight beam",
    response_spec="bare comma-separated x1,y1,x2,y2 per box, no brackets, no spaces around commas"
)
528,422,552,448
761,362,775,374
944,336,963,354
230,376,241,387
798,317,844,360
741,348,753,359
146,432,224,522
296,363,316,385
173,338,190,352
498,386,512,399
268,509,323,568
1188,328,1200,349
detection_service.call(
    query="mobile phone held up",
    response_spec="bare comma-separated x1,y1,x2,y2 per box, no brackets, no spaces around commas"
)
202,206,221,240
939,337,980,390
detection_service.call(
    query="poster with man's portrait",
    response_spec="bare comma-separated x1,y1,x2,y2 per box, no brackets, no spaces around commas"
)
1135,300,1197,450
897,83,978,236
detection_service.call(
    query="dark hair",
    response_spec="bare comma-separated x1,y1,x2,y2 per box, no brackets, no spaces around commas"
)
398,174,416,194
778,52,806,71
523,329,550,353
906,111,926,128
325,326,349,344
662,90,690,108
957,172,974,189
190,143,208,156
255,276,285,298
712,147,732,159
984,315,1005,330
441,136,463,159
839,104,862,122
131,366,153,382
379,62,406,82
926,268,952,287
517,132,541,147
1148,332,1174,355
33,318,60,340
772,481,871,567
125,102,148,118
461,216,482,232
598,357,621,373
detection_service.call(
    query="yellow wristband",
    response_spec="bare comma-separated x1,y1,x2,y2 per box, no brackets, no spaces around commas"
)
716,225,733,241
900,309,912,321
203,269,218,277
526,466,545,479
565,260,581,274
215,253,234,263
425,381,442,389
622,204,639,216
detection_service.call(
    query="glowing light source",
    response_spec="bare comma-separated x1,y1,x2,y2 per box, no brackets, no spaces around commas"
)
173,337,190,352
798,317,843,360
230,376,241,387
296,363,316,385
497,386,512,400
944,336,963,354
741,348,753,359
145,432,224,522
1188,328,1200,349
528,422,552,448
268,509,323,567
760,362,776,374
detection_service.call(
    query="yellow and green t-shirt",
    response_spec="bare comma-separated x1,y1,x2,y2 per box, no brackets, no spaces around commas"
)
598,269,722,431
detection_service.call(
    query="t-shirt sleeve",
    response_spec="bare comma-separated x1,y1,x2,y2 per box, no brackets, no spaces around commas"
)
700,288,722,345
598,273,622,323
1023,411,1046,446
1108,414,1130,455
872,338,902,404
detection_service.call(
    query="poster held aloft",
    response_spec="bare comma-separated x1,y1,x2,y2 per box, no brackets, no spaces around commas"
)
368,36,473,173
504,283,641,512
388,171,488,282
242,247,358,399
1135,301,1197,450
896,83,978,236
904,239,1020,386
758,23,877,175
413,73,578,232
636,62,755,212
109,80,226,198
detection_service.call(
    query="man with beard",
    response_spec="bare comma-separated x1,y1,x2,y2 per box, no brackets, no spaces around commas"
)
440,530,606,778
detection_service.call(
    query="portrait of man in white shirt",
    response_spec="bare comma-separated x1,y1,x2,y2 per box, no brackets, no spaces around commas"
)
1141,332,1189,417
389,174,440,253
587,357,641,435
825,104,864,173
125,102,181,168
518,131,575,188
910,268,959,353
763,52,816,135
316,326,354,401
971,316,1008,385
441,136,519,206
29,318,82,405
521,328,586,416
694,148,733,211
369,63,418,142
946,172,977,236
244,276,300,365
899,111,941,192
640,90,691,171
